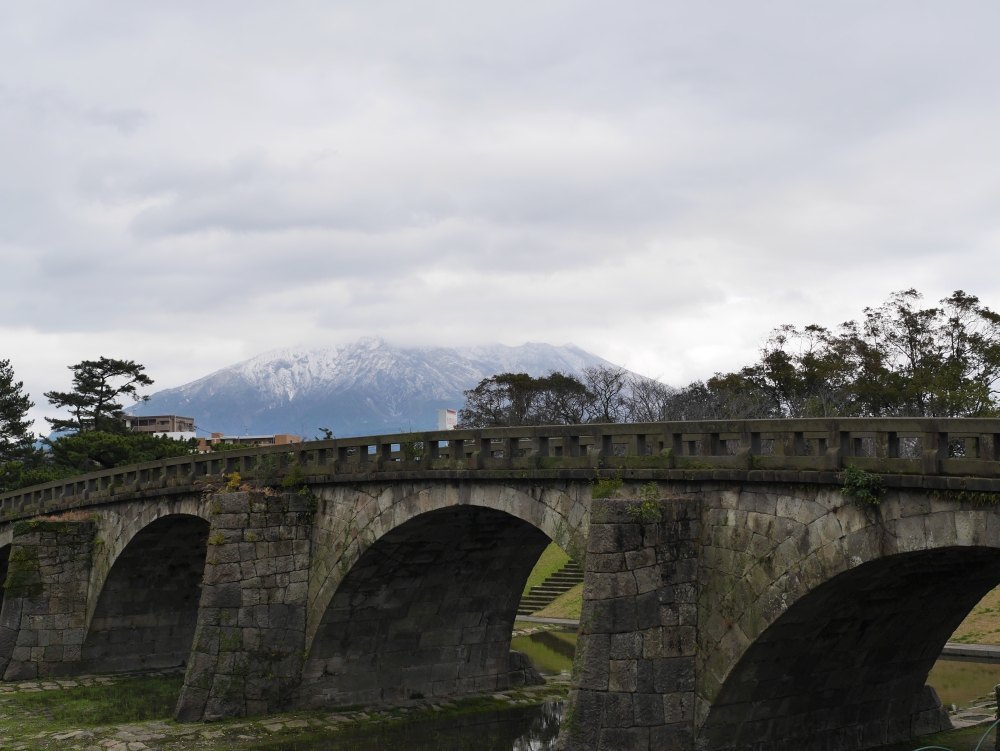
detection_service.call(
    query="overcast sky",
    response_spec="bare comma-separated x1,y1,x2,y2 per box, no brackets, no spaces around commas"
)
4,1,1000,431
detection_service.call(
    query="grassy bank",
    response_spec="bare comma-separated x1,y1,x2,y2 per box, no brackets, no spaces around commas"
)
522,543,570,597
952,585,1000,644
533,583,582,620
0,670,569,751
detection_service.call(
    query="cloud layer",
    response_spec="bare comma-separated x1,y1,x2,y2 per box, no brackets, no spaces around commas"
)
3,1,1000,431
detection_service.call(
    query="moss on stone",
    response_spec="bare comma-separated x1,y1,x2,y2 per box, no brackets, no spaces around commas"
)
4,545,41,599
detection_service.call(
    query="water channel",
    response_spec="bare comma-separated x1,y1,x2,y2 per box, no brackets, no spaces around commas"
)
256,629,1000,750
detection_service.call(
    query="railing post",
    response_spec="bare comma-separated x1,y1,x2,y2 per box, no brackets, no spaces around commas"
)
851,437,863,457
501,437,516,459
635,433,647,457
824,428,849,471
590,428,611,467
708,433,721,457
536,436,550,458
427,436,440,460
773,433,787,457
671,433,683,456
922,431,947,474
793,432,805,456
968,436,981,459
568,435,581,457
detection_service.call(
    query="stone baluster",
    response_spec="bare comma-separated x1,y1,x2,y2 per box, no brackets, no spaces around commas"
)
922,431,948,474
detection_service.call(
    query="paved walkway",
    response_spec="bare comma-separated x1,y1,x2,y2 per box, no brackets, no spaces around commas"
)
514,616,580,627
940,642,1000,663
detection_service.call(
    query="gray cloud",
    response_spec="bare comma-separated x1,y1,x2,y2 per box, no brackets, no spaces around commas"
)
4,0,1000,433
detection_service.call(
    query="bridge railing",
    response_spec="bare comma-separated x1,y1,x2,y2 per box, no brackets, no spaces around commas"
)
4,417,1000,515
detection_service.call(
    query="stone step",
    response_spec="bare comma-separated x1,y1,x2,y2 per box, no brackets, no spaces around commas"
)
517,558,584,615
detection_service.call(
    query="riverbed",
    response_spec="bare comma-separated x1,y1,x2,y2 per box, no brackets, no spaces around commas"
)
2,626,997,751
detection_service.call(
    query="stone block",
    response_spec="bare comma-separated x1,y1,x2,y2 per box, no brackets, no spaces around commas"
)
574,633,611,690
632,693,664,727
609,660,638,692
602,692,635,728
597,727,648,750
652,657,694,693
610,632,643,660
202,584,242,609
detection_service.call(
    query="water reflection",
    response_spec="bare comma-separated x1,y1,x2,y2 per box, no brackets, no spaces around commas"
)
510,630,578,676
249,627,1000,750
253,703,564,751
928,659,1000,708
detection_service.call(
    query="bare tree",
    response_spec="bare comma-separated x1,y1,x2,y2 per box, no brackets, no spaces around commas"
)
625,375,675,422
583,365,630,423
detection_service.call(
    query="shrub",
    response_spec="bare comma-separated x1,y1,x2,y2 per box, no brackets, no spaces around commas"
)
843,465,884,508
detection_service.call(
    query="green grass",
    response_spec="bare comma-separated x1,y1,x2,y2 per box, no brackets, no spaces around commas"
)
522,542,570,597
4,673,184,727
877,724,995,750
533,583,582,620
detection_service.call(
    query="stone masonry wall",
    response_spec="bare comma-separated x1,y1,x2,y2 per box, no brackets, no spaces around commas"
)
696,485,984,751
562,493,701,751
0,519,95,680
174,490,313,722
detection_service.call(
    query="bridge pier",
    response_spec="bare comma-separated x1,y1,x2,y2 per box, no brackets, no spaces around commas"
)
562,497,699,751
174,490,313,721
0,518,95,680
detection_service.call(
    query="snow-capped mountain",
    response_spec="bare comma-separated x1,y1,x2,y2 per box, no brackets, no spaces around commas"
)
139,337,618,439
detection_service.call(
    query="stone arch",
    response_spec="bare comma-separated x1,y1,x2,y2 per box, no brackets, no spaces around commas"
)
80,508,211,673
296,504,552,708
0,542,11,616
86,497,211,630
305,481,588,652
697,486,1000,750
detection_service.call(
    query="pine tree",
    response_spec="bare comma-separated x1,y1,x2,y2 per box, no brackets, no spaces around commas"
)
0,359,35,463
44,357,153,433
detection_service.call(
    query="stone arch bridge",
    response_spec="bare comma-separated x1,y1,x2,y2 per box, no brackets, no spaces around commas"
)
2,418,1000,751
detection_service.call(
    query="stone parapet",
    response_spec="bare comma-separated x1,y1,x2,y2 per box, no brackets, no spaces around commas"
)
9,417,1000,520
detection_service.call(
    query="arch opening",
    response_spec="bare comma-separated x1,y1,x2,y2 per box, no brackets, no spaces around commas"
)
81,515,210,674
0,544,11,614
700,546,1000,751
297,505,551,708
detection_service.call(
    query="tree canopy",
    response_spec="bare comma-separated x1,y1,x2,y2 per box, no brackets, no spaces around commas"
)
457,367,675,427
0,356,197,493
0,359,35,464
44,357,153,433
459,290,1000,426
666,289,1000,419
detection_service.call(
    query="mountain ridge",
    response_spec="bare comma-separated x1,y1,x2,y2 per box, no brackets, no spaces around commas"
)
139,337,618,439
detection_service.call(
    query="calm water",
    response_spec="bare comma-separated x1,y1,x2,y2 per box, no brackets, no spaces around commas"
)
254,703,564,751
251,631,1000,750
510,630,578,676
928,659,1000,708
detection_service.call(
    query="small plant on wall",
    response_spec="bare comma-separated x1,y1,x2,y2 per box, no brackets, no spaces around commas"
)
842,465,884,508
